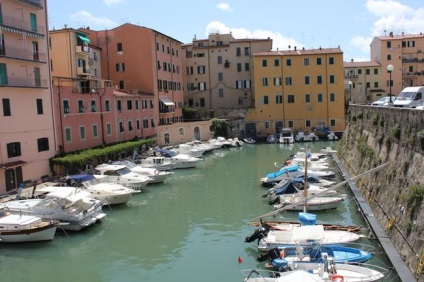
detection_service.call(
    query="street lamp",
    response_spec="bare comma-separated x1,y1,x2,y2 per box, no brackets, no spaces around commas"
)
348,81,353,104
387,64,394,106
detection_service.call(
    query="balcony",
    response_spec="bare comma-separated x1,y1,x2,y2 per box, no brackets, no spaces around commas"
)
344,74,359,79
18,0,43,8
77,66,91,76
402,58,424,64
75,45,90,55
0,75,48,88
402,71,424,77
0,15,44,36
0,45,46,62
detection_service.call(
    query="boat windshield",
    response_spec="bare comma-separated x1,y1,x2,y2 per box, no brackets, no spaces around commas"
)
116,167,131,175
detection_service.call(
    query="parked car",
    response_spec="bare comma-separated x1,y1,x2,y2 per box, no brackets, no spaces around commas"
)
371,96,397,107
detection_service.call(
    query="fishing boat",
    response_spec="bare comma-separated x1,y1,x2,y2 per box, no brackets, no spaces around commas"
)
0,205,58,242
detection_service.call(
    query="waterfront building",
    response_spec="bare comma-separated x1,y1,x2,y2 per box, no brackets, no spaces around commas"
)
182,33,272,111
343,61,383,104
370,31,424,96
80,24,184,128
0,0,55,193
246,47,346,137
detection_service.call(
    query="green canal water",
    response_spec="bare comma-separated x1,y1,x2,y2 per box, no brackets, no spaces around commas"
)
0,142,401,282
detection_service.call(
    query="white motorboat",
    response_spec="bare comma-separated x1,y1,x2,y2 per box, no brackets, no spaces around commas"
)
189,140,215,154
279,128,294,144
274,194,345,211
256,225,361,252
63,174,138,205
173,143,205,158
136,156,175,171
260,165,335,186
154,149,203,169
3,187,106,231
327,131,339,141
93,164,153,190
242,262,385,282
112,160,174,184
0,205,58,242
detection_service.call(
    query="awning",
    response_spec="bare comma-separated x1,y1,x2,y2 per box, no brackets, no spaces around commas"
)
160,97,175,106
77,33,91,43
0,160,28,170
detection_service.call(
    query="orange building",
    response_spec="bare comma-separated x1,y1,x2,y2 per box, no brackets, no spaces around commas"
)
81,24,184,127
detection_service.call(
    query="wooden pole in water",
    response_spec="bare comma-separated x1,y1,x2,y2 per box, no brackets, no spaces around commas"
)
303,146,308,213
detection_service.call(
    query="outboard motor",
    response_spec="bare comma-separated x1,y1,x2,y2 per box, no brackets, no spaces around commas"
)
257,247,280,262
244,227,269,243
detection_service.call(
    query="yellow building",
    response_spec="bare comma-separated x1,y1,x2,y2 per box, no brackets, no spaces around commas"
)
344,61,383,104
371,32,424,96
246,47,345,137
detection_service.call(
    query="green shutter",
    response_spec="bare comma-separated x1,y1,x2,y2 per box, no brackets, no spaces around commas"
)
0,63,8,85
30,13,37,32
0,4,3,24
34,67,40,87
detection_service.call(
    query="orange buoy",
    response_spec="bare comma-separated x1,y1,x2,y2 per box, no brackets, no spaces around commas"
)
238,256,243,263
331,274,344,282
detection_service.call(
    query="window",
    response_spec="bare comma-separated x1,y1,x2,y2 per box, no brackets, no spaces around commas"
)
237,63,242,72
374,68,378,75
143,119,149,129
128,121,133,131
197,65,205,74
218,88,224,97
119,121,124,132
92,125,98,138
387,41,391,48
329,75,335,84
276,95,282,104
304,58,310,65
7,142,21,158
236,47,241,56
244,47,250,55
30,13,37,32
151,117,155,128
218,72,223,81
150,100,154,109
106,123,112,135
238,97,243,105
179,128,184,135
329,57,334,64
135,100,139,110
217,56,222,64
288,95,295,103
136,120,141,130
116,63,125,72
387,54,391,60
91,100,97,112
317,93,323,102
37,137,49,152
366,69,370,75
127,100,132,110
264,121,270,129
63,100,70,114
274,77,281,86
305,94,311,103
374,82,379,88
244,80,251,89
262,59,268,67
316,58,322,65
65,128,71,142
317,75,322,84
142,100,147,109
285,77,292,86
105,100,110,111
117,43,123,52
263,96,269,104
0,63,8,85
330,119,336,127
200,98,205,107
358,69,362,74
262,77,268,86
245,63,250,71
78,100,84,113
286,59,291,66
288,120,294,128
198,82,206,90
36,99,43,114
196,53,205,57
305,120,311,127
330,93,335,102
79,126,86,140
119,80,124,89
305,76,310,85
2,98,11,116
274,59,280,67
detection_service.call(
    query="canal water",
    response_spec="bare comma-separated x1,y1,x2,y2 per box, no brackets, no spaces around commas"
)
0,142,401,282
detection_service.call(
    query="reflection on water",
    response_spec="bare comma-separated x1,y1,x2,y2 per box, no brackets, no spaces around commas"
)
0,142,401,282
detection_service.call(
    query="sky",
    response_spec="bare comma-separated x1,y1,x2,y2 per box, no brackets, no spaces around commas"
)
46,0,424,62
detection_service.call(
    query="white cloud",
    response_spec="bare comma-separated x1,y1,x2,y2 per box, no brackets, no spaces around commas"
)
366,0,424,36
70,10,117,29
205,21,302,51
103,0,125,6
216,3,232,11
350,36,373,54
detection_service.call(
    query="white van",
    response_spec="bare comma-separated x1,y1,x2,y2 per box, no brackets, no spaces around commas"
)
393,86,424,108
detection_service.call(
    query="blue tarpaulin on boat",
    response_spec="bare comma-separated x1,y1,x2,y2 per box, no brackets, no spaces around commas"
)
298,212,317,225
266,165,299,178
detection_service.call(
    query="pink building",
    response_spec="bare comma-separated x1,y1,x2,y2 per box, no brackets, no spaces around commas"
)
0,0,55,193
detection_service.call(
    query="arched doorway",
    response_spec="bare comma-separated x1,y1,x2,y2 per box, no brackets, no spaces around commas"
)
193,126,200,140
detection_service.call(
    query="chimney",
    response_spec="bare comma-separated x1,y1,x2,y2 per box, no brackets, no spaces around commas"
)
294,46,297,51
389,31,393,37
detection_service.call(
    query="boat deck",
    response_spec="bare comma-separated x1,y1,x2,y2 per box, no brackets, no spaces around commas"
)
332,154,416,282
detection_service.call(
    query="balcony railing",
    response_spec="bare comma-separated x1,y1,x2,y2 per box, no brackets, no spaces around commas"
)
402,58,424,64
75,45,90,54
0,15,44,35
77,66,91,76
0,76,48,88
402,71,424,76
0,45,46,62
344,74,359,79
